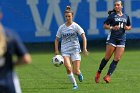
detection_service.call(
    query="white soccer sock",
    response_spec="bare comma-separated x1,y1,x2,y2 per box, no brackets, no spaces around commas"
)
68,73,77,86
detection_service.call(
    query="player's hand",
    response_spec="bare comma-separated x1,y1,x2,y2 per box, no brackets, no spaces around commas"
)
112,25,120,30
83,49,88,56
124,26,131,30
55,50,60,55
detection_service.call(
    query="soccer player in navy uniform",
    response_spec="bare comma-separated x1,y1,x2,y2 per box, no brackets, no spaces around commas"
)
0,9,32,93
95,0,131,83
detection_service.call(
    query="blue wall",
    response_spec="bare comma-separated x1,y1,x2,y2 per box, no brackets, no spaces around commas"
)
0,0,140,42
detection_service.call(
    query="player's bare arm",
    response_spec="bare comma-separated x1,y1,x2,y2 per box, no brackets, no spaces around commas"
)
55,37,60,55
15,54,32,66
124,25,131,30
81,33,88,56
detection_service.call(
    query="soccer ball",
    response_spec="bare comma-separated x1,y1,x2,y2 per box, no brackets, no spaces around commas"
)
52,55,64,67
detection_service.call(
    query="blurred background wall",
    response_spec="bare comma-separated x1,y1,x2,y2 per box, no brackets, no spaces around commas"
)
0,0,140,51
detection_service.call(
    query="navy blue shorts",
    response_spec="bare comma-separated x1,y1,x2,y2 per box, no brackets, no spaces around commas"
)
106,38,125,47
0,72,22,93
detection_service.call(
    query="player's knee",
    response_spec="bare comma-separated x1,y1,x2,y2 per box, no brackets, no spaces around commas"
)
66,67,72,74
114,57,121,61
73,69,80,75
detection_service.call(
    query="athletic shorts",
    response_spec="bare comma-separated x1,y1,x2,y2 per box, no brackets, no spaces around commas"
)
106,38,125,47
62,53,81,61
0,72,22,93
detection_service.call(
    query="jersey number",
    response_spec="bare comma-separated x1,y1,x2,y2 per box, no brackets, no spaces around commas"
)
118,22,124,28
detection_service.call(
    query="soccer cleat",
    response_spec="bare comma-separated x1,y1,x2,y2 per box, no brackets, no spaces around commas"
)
103,75,110,83
78,73,83,82
73,85,78,90
95,71,101,83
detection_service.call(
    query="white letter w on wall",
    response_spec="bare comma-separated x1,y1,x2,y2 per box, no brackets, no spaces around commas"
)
27,0,64,37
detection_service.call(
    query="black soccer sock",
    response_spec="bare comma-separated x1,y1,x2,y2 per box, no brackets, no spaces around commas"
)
98,58,108,73
107,60,118,76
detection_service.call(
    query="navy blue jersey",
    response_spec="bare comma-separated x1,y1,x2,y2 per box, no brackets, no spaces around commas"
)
0,29,27,76
0,29,28,93
104,13,131,40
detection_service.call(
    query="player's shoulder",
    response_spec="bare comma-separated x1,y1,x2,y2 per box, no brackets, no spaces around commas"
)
72,22,81,28
109,13,117,18
123,13,129,17
4,28,14,38
4,27,19,42
60,23,65,27
58,23,65,30
72,22,79,26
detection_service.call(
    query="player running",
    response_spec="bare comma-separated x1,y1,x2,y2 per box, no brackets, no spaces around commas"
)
55,6,88,89
0,10,32,93
95,0,131,83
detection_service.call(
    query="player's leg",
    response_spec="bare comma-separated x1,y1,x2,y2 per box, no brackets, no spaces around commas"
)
104,47,124,83
100,44,115,72
63,54,77,89
95,44,115,83
73,60,81,75
2,72,22,93
71,53,83,82
73,60,83,82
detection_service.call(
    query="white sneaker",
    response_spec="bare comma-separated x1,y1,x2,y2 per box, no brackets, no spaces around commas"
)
73,85,78,90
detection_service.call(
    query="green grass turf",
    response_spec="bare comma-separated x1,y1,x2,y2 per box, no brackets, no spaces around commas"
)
15,49,140,93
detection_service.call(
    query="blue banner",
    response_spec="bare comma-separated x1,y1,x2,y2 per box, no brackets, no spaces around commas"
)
0,0,140,42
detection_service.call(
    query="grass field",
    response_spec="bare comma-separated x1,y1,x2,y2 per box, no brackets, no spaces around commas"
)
16,49,140,93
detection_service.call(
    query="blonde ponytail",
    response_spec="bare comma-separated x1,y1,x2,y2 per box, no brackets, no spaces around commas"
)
0,24,6,57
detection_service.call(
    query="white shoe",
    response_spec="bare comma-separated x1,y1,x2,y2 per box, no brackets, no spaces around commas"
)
73,85,78,90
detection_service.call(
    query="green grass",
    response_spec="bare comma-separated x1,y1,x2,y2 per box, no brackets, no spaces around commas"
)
15,49,140,93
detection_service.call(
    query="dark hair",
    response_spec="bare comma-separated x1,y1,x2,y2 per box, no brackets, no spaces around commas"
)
108,0,123,15
108,9,116,15
64,6,73,15
114,0,122,4
114,0,123,6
